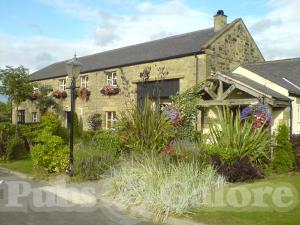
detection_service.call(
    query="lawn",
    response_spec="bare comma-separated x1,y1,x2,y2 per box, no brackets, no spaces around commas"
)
0,158,34,176
190,173,300,225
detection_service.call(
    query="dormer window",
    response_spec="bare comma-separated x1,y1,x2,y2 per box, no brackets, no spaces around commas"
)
80,75,89,88
107,71,117,86
58,79,66,91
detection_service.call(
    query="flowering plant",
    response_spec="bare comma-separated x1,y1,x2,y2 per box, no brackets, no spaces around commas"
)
163,105,182,127
87,113,102,130
100,85,120,96
241,104,272,128
30,92,38,100
78,87,91,101
52,90,67,99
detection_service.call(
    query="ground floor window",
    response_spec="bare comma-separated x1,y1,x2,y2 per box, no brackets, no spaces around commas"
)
17,110,25,124
297,105,300,133
32,112,38,123
106,111,116,129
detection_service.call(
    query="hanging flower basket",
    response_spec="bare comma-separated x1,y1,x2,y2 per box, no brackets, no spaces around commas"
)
241,104,272,128
100,85,120,96
52,90,67,99
78,87,91,101
30,92,38,100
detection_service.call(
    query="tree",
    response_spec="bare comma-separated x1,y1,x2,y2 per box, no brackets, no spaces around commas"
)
34,85,60,115
0,101,12,122
0,66,33,125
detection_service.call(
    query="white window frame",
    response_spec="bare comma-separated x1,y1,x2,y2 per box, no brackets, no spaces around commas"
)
106,71,117,86
32,112,38,123
17,110,25,124
297,104,300,134
106,111,116,129
80,75,89,88
33,87,39,94
58,79,66,91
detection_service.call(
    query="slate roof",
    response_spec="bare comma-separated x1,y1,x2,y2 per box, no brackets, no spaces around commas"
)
242,58,300,96
31,27,221,81
228,73,290,101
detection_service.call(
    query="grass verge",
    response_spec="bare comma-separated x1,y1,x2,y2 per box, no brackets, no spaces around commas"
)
190,173,300,225
0,158,34,176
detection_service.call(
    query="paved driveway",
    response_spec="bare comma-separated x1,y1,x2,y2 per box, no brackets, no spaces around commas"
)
0,169,153,225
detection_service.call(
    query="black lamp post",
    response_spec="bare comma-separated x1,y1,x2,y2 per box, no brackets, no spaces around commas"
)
66,54,82,176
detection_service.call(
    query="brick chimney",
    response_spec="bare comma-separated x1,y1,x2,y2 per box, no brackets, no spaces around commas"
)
214,10,227,32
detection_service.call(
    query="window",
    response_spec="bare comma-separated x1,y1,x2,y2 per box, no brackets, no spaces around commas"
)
17,110,25,124
297,105,300,134
80,76,89,88
58,79,66,91
107,71,117,86
32,112,38,123
33,87,39,94
106,111,116,129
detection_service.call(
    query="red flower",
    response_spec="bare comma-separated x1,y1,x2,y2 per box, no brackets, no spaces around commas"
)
100,85,120,96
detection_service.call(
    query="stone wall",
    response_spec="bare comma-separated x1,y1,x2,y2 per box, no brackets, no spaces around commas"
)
207,20,264,76
14,55,200,130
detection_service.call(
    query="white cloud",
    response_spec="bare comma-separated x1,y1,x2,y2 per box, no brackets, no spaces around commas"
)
1,0,299,74
1,0,213,72
248,0,300,60
0,35,102,72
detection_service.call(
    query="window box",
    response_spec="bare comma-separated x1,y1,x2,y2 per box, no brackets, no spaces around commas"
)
52,90,67,99
30,92,38,100
100,85,120,96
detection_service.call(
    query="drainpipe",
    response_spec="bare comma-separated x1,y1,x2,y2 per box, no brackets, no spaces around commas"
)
290,99,293,137
195,54,199,131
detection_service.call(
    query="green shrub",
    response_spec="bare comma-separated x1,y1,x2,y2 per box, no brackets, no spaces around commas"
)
171,83,203,139
209,107,270,164
109,155,225,223
6,137,27,160
0,123,16,157
272,124,295,174
56,127,69,143
31,131,68,173
117,98,175,153
73,112,82,138
81,130,97,145
39,113,61,134
74,131,122,180
172,139,210,163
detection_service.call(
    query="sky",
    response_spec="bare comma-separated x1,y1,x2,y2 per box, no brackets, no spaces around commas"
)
0,0,300,74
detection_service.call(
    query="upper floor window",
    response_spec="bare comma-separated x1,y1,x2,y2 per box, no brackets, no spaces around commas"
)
107,71,117,86
58,79,66,91
32,112,38,123
33,87,39,94
17,110,25,124
106,111,116,129
80,76,89,88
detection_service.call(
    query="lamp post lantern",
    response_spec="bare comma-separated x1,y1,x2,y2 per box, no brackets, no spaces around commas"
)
66,54,82,176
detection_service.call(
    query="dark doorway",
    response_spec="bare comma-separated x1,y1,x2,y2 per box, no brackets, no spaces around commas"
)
137,79,179,105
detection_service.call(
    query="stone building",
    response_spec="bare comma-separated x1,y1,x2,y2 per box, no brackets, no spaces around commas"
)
12,11,300,134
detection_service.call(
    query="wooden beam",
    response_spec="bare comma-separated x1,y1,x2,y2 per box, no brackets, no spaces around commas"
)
204,87,218,100
220,84,236,100
217,80,223,99
272,100,290,107
198,98,259,107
